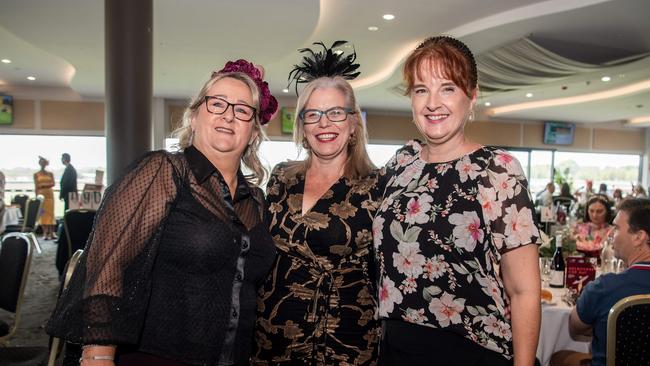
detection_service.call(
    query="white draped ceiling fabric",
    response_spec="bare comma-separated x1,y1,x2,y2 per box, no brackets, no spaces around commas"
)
477,38,649,94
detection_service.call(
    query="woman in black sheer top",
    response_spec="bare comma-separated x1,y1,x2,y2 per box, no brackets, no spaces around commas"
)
47,59,278,366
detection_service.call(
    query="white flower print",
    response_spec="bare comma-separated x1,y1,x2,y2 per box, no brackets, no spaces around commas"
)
405,194,433,225
476,274,504,310
396,164,423,187
494,152,523,177
423,255,449,280
373,216,385,249
482,314,501,337
455,155,481,183
449,211,484,252
403,308,428,323
399,277,418,294
498,320,512,341
503,204,538,247
477,186,502,223
490,172,516,201
393,241,426,277
379,277,403,317
428,292,465,327
396,152,413,167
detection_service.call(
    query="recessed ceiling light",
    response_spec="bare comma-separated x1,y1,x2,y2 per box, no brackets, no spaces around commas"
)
525,93,533,98
368,26,379,31
484,102,491,107
282,88,289,93
27,76,36,81
382,14,395,20
601,76,611,82
1,59,11,64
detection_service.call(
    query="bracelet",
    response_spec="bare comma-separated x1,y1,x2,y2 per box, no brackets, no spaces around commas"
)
79,355,115,361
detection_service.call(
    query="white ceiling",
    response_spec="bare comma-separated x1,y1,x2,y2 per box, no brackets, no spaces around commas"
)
0,0,649,126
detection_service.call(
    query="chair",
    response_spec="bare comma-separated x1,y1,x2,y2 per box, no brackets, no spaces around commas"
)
47,249,83,366
10,194,29,222
5,196,44,234
0,233,49,364
55,209,95,276
606,294,650,366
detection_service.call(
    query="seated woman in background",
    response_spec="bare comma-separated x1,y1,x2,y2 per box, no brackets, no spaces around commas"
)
47,59,278,366
571,195,612,255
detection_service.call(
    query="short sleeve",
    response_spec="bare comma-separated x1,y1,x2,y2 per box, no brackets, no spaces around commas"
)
47,151,181,344
576,275,608,325
480,150,541,254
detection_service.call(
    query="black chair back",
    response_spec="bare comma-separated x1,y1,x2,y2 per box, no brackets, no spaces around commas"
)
607,294,650,366
10,194,29,217
22,197,44,232
0,233,33,341
63,209,96,257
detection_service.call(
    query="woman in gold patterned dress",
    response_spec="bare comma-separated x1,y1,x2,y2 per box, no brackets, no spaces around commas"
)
253,42,381,365
34,156,56,239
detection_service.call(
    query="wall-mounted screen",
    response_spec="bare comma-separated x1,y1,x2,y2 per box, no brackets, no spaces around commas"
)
544,121,575,145
0,95,13,125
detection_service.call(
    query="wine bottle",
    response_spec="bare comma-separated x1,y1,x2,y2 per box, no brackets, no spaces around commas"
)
550,234,565,288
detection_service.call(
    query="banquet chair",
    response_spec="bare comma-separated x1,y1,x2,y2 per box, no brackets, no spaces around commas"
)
0,233,49,364
606,294,650,366
5,196,43,234
47,249,83,366
10,194,29,223
57,208,97,263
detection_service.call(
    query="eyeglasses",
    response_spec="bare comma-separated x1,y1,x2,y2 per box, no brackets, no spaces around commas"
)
204,96,257,122
299,107,355,125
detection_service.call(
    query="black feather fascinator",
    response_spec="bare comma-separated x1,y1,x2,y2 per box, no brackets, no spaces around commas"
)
287,40,361,94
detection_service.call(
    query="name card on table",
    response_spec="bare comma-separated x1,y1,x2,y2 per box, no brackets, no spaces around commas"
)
566,256,597,293
68,191,103,210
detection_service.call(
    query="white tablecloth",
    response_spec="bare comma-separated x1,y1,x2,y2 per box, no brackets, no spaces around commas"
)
536,287,591,366
1,206,22,233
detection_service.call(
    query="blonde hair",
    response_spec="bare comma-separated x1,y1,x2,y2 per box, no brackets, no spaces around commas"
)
172,72,268,185
285,76,375,179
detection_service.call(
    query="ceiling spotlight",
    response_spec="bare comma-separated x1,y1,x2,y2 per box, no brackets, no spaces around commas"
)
525,93,533,98
484,102,491,107
27,76,36,81
1,59,10,64
382,14,395,20
368,26,379,31
282,88,289,93
601,76,611,82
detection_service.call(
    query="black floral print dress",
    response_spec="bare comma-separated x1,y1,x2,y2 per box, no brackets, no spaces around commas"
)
374,140,541,360
253,162,382,365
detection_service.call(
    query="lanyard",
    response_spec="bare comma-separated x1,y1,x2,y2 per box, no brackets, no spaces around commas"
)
629,263,650,271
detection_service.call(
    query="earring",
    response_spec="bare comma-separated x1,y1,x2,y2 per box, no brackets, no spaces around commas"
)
302,138,310,150
348,133,357,148
468,111,475,122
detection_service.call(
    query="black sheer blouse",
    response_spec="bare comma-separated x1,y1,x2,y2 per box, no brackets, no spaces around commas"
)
46,146,276,365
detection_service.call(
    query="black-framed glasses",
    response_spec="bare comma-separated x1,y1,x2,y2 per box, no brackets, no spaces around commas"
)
204,96,257,122
299,107,355,125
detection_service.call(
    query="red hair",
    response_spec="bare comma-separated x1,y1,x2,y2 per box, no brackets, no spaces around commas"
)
403,36,477,97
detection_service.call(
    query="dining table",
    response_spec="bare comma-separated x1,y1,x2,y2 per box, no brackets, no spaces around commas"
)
536,286,591,366
1,205,23,233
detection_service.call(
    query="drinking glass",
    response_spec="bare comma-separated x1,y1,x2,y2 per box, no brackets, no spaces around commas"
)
539,257,552,288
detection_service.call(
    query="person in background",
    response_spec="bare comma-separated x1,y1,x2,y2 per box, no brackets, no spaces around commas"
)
60,152,78,212
551,198,650,366
632,184,647,198
575,180,595,204
612,188,624,206
254,41,380,365
375,35,541,366
35,156,56,239
536,182,556,207
47,59,278,366
571,195,612,255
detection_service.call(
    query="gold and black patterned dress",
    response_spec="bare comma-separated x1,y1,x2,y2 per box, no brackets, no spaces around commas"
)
253,162,382,365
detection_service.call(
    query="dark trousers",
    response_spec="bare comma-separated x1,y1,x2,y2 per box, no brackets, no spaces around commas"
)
378,320,513,366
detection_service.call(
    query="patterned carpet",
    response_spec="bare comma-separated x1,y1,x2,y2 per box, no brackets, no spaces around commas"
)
0,237,60,347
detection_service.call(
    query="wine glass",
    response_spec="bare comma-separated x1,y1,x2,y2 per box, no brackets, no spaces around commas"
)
539,257,552,288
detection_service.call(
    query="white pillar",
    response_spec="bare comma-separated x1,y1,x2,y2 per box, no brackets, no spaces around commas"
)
152,97,166,150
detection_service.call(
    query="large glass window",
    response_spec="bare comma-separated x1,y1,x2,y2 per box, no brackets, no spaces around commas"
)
530,150,554,194
554,151,641,195
0,134,106,217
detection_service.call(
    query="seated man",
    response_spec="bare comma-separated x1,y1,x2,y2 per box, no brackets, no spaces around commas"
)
551,198,650,366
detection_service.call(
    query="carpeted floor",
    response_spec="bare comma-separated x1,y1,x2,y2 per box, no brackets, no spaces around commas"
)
0,237,60,347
